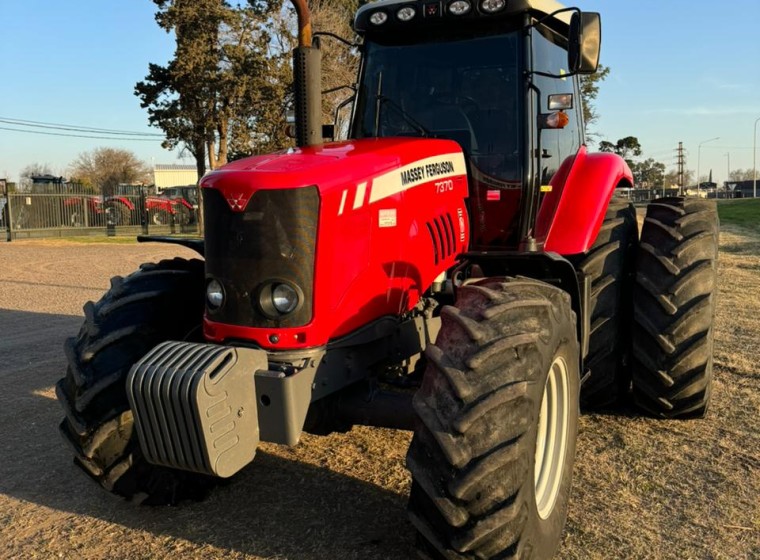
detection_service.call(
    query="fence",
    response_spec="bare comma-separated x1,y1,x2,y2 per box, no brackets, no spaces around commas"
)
616,187,682,203
2,185,199,241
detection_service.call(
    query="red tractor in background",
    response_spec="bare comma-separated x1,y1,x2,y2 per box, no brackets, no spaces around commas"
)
105,184,194,226
57,1,719,558
60,185,192,228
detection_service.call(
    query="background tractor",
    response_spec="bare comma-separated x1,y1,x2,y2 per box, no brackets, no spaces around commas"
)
56,0,719,558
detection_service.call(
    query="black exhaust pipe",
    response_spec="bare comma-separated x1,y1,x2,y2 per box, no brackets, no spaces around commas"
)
291,0,322,148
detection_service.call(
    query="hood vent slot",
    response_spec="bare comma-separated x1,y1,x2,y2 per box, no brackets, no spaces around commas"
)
427,213,457,266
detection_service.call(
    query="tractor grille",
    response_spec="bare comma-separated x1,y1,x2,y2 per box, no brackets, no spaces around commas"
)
426,213,457,265
204,186,319,328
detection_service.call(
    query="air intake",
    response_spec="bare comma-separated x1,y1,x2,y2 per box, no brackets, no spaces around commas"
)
427,213,458,265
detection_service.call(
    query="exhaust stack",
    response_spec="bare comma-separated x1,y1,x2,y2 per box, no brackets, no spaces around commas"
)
292,0,322,147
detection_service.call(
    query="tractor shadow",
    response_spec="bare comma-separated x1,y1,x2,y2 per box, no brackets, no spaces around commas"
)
0,308,414,560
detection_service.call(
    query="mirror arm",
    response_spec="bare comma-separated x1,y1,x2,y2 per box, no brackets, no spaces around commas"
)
528,70,579,79
526,7,579,29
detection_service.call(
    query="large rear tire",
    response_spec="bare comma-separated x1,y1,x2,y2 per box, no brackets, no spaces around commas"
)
631,197,719,418
55,257,216,504
570,198,638,408
407,278,579,560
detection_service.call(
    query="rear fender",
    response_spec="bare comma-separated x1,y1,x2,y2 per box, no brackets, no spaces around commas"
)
538,146,633,254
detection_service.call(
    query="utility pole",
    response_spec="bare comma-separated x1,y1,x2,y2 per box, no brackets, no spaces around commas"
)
676,142,685,194
754,117,759,198
697,137,720,198
725,152,731,182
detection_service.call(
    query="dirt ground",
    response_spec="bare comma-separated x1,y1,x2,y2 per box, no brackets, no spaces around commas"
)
0,231,758,560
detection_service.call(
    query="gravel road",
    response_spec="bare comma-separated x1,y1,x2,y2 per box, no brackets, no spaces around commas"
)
0,236,757,559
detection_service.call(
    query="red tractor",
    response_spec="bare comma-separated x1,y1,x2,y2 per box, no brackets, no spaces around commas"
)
56,1,719,558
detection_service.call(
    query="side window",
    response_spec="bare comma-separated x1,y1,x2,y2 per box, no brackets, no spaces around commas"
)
532,26,581,184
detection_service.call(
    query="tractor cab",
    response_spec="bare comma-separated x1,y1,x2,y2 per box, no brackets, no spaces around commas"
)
351,0,600,248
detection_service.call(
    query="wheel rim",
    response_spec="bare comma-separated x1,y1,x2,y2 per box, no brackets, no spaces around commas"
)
534,355,570,520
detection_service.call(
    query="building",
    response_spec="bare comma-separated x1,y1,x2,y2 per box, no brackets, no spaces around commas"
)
725,179,760,198
153,164,199,191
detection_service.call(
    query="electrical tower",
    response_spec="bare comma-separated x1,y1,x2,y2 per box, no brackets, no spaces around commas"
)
676,142,686,194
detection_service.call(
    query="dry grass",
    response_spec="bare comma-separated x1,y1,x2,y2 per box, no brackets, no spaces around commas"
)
0,226,758,559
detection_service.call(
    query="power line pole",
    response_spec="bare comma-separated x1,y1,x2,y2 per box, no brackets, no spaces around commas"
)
676,142,685,195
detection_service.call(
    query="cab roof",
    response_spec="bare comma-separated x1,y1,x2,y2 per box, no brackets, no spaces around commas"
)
354,0,572,34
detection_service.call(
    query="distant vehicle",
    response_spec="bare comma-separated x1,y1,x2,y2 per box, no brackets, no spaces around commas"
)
107,184,193,226
158,185,199,224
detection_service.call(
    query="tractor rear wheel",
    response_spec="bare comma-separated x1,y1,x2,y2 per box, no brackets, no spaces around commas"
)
55,257,216,504
407,277,579,560
631,197,719,418
570,198,638,408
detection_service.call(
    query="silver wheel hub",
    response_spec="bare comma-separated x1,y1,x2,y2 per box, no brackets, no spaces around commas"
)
534,356,570,520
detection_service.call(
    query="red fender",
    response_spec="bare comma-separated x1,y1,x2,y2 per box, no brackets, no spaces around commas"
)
538,145,633,254
108,196,135,211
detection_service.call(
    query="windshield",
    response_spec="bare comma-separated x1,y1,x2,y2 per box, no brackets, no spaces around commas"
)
354,32,523,184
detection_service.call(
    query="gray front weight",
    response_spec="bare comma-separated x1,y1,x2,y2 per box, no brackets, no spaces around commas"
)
126,341,268,478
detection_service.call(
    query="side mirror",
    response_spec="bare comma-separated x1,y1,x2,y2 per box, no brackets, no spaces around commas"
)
568,12,601,74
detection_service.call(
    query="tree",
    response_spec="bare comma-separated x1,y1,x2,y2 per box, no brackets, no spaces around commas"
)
19,163,54,189
579,64,609,135
137,0,362,172
728,168,756,181
598,136,642,169
20,162,54,179
136,0,269,176
599,137,675,188
68,148,151,194
630,158,666,188
664,169,695,188
228,0,361,159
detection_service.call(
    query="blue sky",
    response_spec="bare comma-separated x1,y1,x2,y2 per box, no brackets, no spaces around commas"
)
1,0,759,184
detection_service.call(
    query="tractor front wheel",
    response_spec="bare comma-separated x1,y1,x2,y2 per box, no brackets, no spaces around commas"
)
55,257,216,504
105,201,131,226
150,209,170,226
407,277,579,560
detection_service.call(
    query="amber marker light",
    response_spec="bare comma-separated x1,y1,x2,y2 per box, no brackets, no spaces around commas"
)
543,111,570,129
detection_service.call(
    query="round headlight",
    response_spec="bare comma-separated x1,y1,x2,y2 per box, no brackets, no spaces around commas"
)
272,283,299,314
480,0,506,13
396,6,416,21
369,11,388,25
448,0,471,15
206,279,224,309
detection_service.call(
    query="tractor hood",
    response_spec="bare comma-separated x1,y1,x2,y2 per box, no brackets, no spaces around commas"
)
200,135,470,349
200,137,465,211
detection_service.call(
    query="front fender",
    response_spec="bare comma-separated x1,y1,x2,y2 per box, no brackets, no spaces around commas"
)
109,196,135,211
540,146,633,254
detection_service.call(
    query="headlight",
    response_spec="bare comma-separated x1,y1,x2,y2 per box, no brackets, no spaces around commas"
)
448,0,471,15
396,6,416,21
272,283,299,314
206,279,224,309
480,0,506,13
369,11,388,25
